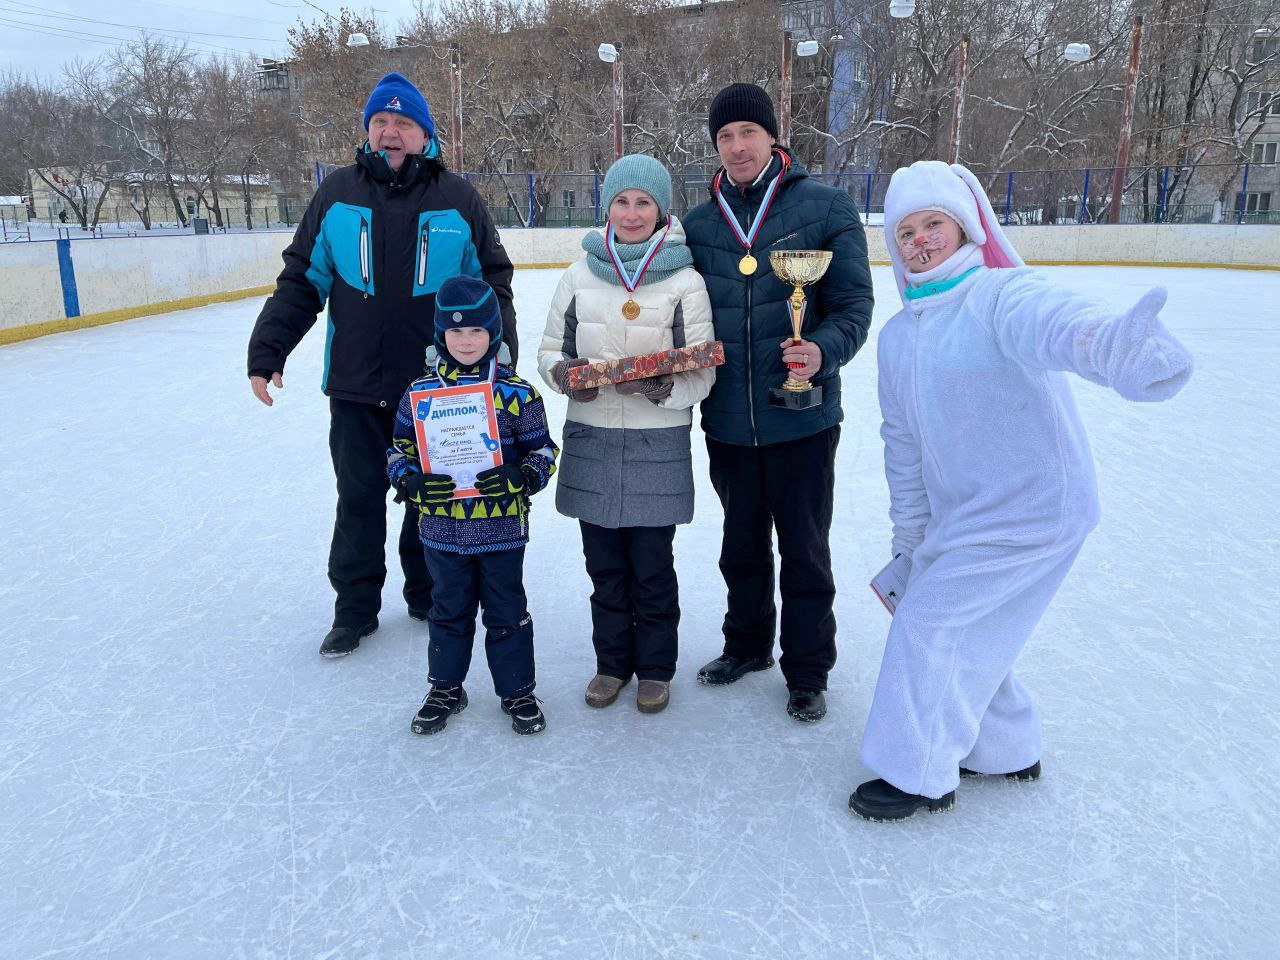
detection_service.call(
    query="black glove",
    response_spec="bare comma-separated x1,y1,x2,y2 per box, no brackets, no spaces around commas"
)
551,358,599,403
398,471,456,506
615,375,673,403
475,462,528,498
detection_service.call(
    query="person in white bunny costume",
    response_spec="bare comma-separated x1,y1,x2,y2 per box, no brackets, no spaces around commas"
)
849,160,1194,822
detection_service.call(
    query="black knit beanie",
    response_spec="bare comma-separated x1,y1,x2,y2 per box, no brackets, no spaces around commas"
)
708,83,779,141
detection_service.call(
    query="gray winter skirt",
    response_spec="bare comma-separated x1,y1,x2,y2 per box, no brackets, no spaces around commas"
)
555,420,695,529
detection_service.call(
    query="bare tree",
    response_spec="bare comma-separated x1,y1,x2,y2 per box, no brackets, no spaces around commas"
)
3,74,115,229
287,8,390,165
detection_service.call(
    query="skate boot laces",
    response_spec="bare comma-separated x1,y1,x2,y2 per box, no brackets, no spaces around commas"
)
504,693,542,719
422,685,462,710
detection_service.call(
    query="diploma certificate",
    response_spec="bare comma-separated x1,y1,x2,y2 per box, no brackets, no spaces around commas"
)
870,553,912,615
409,383,503,499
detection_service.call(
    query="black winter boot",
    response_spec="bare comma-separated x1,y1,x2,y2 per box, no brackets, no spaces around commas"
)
696,654,774,685
849,778,956,822
319,619,378,658
960,760,1042,782
786,688,827,722
501,693,547,736
411,685,468,735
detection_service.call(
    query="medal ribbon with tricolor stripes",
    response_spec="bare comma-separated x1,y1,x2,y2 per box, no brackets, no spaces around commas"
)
604,219,671,293
712,149,791,263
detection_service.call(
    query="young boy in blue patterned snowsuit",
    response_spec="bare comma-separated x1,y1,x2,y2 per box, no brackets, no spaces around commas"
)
388,275,558,736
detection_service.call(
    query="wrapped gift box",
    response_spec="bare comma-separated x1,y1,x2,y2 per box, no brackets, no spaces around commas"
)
566,341,725,390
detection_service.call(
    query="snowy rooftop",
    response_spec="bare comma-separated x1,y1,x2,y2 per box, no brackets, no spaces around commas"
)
1,266,1276,958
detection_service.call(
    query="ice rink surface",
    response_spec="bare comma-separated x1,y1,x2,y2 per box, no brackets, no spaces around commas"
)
2,265,1277,959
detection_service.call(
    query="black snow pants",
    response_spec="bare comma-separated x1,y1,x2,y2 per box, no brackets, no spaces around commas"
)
328,398,433,627
705,425,839,691
579,521,680,682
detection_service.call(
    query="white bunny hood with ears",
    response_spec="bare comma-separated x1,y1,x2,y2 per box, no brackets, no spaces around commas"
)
884,161,1024,305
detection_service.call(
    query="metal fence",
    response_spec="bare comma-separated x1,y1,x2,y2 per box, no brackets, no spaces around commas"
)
6,160,1276,242
0,203,300,241
468,160,1280,229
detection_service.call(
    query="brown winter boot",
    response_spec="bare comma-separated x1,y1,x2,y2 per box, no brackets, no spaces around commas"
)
585,674,629,708
636,679,670,714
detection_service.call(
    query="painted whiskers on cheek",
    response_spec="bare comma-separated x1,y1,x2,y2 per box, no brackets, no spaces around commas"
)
898,231,951,265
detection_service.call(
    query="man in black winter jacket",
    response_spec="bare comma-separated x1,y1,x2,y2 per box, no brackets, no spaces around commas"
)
247,72,516,658
683,83,874,722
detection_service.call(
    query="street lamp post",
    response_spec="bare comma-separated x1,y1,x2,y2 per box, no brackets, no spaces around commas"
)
1108,15,1143,224
599,43,624,161
780,30,794,144
780,33,820,145
947,34,970,164
449,42,464,171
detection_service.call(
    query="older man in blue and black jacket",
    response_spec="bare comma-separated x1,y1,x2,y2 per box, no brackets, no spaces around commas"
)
683,83,874,722
247,72,515,659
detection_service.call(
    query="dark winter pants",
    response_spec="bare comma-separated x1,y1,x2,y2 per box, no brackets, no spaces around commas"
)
706,426,840,691
579,521,680,682
328,398,433,628
422,546,535,699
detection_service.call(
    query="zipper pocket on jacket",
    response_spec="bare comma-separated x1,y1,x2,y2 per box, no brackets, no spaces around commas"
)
417,221,431,288
358,217,370,298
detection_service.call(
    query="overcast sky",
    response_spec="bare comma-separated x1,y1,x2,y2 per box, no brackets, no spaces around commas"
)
0,0,428,79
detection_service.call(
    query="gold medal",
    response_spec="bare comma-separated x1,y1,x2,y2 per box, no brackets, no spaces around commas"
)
622,298,641,321
738,254,757,275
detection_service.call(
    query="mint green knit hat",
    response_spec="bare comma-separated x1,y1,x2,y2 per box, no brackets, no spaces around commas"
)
602,154,673,221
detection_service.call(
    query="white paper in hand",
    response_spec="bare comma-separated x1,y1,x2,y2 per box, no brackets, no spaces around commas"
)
871,554,912,615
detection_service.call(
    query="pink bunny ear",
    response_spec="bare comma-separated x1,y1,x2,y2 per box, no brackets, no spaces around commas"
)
951,164,1024,270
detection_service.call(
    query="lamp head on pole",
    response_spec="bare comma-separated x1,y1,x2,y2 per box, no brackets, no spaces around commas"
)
1063,42,1092,62
346,32,370,48
796,39,820,56
889,0,916,18
598,43,619,64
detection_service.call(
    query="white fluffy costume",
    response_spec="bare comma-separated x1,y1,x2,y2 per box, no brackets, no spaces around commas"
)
859,161,1194,799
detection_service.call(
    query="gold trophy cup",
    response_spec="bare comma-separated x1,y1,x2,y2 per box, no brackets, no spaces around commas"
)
768,249,832,410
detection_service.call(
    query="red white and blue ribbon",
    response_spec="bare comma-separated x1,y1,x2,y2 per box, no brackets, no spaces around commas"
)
712,149,791,256
604,219,670,292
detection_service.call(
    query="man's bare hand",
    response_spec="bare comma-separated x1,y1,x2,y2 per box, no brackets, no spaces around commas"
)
780,339,823,382
250,372,283,406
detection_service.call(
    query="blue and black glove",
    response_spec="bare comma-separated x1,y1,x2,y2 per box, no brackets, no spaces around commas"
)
475,463,530,499
397,471,457,507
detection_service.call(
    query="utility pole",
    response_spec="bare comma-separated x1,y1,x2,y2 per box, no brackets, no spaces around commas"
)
780,30,794,144
947,35,970,164
1108,16,1144,224
449,42,464,171
612,44,625,161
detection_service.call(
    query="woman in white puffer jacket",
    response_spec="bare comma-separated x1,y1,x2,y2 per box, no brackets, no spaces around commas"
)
850,161,1194,822
538,154,715,715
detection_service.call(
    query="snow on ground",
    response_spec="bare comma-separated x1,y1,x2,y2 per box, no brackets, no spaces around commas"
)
1,265,1277,959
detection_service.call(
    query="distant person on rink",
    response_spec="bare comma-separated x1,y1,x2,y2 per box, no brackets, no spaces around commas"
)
246,71,515,659
850,161,1194,822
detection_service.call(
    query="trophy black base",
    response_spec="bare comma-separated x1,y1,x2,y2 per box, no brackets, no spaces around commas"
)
768,384,823,410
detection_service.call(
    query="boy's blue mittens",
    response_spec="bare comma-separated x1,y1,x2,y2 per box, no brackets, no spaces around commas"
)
476,462,530,498
398,471,457,506
1094,287,1193,402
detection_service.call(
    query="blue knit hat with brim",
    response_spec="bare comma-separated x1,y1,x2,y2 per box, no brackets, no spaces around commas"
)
364,72,436,139
435,275,503,366
602,154,673,221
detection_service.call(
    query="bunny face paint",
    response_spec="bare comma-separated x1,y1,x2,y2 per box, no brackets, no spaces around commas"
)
895,210,965,273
